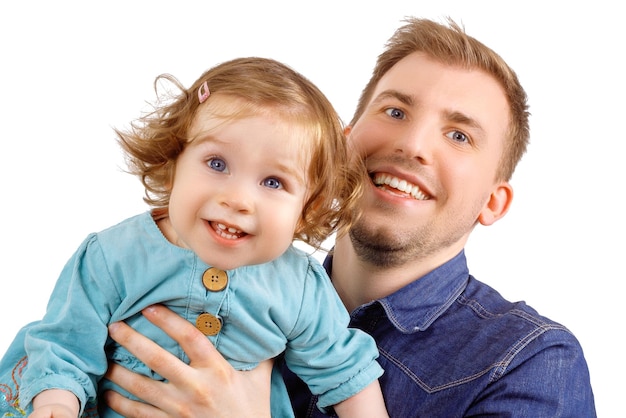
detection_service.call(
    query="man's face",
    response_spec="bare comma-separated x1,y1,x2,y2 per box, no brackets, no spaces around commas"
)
347,52,512,267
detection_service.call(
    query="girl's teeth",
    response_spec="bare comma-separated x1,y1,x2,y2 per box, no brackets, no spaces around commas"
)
218,223,240,234
215,223,244,239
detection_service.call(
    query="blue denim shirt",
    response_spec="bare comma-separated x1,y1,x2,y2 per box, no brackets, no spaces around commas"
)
281,251,596,417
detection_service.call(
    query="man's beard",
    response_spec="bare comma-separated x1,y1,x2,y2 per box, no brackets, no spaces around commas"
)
349,218,428,268
348,210,473,269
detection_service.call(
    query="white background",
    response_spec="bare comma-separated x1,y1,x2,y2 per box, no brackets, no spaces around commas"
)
1,1,622,416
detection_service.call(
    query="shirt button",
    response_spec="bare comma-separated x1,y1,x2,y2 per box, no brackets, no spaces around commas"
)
196,312,222,336
202,267,228,291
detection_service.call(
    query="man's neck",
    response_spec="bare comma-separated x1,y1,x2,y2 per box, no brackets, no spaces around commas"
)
331,236,443,313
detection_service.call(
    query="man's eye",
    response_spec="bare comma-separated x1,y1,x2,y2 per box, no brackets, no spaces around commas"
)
208,157,227,172
263,177,283,189
446,130,469,143
385,107,405,120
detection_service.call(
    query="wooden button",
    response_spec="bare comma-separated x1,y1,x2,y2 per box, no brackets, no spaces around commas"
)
196,312,222,336
202,267,228,292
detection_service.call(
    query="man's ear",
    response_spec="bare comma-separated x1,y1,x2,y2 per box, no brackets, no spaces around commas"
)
478,182,513,226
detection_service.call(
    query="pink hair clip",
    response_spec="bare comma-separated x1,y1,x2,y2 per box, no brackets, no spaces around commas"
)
198,81,210,103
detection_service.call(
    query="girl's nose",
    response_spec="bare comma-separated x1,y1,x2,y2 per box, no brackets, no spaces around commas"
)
219,186,254,214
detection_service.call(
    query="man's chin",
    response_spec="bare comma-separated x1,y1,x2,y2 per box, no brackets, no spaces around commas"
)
348,222,410,268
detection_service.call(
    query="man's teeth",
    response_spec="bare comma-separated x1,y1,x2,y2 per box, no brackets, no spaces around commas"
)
216,223,244,239
373,173,429,200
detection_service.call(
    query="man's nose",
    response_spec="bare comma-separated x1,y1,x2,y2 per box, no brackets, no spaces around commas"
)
393,121,436,164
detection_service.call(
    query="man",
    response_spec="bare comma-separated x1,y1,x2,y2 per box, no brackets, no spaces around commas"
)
105,17,596,417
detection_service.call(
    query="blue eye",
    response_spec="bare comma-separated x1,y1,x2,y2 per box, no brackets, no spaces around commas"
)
208,157,227,172
263,177,282,189
446,130,469,143
385,107,405,120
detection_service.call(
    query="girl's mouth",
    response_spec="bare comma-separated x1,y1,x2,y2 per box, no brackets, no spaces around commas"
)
211,222,247,240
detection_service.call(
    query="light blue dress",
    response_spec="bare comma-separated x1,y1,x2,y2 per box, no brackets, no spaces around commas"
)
0,211,382,417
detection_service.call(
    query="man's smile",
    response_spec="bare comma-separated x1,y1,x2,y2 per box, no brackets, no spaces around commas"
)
372,173,430,200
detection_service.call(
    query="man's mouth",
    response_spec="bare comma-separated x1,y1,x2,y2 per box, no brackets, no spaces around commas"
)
372,173,430,200
211,222,247,240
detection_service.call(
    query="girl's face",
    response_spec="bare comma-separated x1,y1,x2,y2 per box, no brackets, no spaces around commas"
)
162,108,311,270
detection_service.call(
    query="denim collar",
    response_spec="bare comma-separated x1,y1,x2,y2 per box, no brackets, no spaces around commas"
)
324,250,469,334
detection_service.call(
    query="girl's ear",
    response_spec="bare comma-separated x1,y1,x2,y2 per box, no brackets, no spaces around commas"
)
478,181,513,226
344,125,352,136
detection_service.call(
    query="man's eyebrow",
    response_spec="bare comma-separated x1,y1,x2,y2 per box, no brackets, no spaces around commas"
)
371,89,414,107
445,110,486,137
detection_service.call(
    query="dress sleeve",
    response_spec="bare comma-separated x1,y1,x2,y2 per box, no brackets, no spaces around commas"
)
282,259,383,412
20,233,121,414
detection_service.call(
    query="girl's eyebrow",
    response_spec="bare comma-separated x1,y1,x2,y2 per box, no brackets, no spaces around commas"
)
273,159,307,185
188,132,221,145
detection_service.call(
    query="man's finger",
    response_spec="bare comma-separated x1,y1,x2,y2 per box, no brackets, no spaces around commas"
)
140,305,225,367
103,388,167,418
106,360,211,417
108,320,192,387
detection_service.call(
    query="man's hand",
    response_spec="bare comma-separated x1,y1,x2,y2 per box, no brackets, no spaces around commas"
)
105,304,272,418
